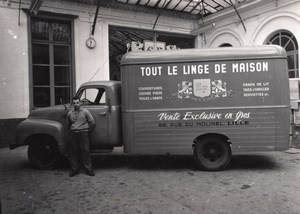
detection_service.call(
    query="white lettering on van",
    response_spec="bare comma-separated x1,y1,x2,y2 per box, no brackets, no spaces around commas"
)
235,111,250,121
167,66,178,75
183,112,222,120
183,64,209,75
156,111,251,123
140,66,162,76
215,64,227,73
157,112,180,121
232,62,268,73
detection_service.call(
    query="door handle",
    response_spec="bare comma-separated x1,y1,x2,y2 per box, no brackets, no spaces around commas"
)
98,112,106,116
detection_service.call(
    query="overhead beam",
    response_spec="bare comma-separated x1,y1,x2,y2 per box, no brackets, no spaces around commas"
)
164,0,171,9
91,0,101,36
153,0,167,30
63,0,197,20
229,0,247,32
154,0,162,8
201,0,207,16
28,0,43,15
173,0,183,10
190,1,201,14
182,1,191,11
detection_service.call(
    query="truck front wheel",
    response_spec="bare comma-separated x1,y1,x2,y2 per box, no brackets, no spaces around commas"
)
193,137,231,171
28,140,60,169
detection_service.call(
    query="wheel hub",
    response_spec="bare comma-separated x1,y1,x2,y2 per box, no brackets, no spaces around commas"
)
205,146,221,162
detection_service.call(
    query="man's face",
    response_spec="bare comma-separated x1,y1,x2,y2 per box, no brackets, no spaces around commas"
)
73,99,80,110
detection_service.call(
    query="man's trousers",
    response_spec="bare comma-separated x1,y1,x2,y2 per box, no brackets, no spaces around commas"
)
68,131,92,172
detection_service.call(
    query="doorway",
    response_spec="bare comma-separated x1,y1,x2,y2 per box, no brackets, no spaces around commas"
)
109,27,195,81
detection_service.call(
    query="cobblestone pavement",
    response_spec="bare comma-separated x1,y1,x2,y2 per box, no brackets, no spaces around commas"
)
0,147,300,214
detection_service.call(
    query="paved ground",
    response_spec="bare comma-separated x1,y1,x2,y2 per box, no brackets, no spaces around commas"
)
0,147,300,214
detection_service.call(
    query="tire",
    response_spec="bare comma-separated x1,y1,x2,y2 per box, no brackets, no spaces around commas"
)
28,140,60,170
193,137,231,171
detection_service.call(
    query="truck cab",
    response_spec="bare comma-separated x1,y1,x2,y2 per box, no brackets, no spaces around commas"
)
75,81,122,151
10,81,122,169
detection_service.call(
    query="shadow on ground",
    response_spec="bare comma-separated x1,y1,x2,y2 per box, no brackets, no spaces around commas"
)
227,154,281,170
64,153,280,171
13,150,280,172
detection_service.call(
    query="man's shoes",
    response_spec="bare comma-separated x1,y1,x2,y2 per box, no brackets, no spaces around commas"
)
69,170,79,177
86,170,95,176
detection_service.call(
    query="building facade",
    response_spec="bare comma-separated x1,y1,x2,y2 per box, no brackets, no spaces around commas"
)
0,0,299,147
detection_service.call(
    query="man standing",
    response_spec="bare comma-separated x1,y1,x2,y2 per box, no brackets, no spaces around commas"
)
67,97,95,177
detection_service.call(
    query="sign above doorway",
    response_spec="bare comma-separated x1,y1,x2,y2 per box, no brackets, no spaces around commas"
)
127,40,178,52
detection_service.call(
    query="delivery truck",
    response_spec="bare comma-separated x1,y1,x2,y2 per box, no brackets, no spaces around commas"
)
10,45,290,171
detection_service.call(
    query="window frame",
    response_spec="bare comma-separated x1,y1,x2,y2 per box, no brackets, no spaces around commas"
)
28,13,76,110
265,30,299,79
76,87,107,106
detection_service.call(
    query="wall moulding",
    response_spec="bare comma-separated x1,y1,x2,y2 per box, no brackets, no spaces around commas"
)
252,11,300,45
208,29,243,48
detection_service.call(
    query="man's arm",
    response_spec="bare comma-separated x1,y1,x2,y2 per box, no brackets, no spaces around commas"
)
67,111,72,127
85,110,95,131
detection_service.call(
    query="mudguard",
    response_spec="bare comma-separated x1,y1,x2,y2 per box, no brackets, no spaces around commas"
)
12,118,67,153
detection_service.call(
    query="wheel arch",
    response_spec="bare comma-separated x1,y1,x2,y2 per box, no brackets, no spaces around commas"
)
193,133,231,147
25,134,57,146
16,119,66,153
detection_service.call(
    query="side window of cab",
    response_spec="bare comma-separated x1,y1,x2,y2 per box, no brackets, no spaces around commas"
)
78,87,106,105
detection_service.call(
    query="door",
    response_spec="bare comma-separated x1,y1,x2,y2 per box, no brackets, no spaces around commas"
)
78,87,108,150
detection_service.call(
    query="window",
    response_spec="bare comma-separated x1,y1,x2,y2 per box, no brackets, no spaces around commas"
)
78,88,106,105
30,17,73,108
219,43,233,47
266,31,299,78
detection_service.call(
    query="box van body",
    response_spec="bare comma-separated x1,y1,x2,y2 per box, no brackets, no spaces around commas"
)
121,45,290,158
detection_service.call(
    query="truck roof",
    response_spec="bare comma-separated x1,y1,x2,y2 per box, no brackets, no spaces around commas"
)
121,45,286,65
79,81,120,88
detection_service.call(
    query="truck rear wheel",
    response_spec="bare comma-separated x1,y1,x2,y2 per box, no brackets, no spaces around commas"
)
28,140,60,169
193,137,231,171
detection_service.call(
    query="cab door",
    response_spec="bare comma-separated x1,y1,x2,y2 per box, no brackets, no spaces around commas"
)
78,87,109,150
